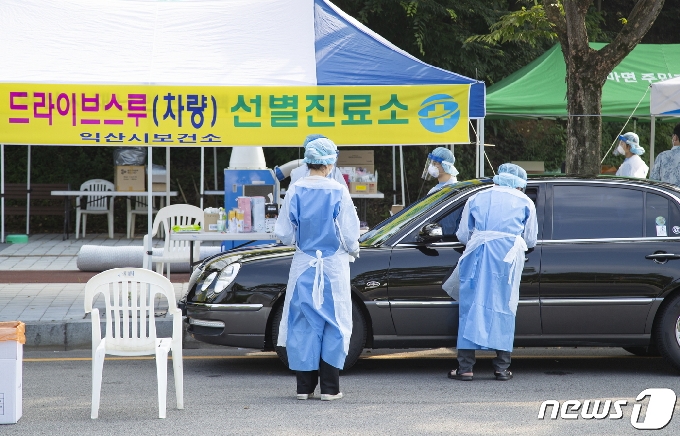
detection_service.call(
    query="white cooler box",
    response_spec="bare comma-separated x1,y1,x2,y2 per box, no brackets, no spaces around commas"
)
0,322,24,425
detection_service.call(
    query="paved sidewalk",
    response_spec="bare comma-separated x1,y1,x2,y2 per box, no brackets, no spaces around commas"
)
0,282,190,323
0,233,220,270
0,233,217,350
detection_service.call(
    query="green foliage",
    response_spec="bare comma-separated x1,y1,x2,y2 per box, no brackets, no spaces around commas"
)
466,4,557,47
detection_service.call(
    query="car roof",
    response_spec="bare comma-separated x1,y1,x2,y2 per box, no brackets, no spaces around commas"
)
526,174,680,194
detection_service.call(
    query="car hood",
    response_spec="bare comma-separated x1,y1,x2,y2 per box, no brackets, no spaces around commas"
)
198,243,295,270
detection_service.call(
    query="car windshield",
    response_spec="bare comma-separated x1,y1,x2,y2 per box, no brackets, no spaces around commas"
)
359,179,492,247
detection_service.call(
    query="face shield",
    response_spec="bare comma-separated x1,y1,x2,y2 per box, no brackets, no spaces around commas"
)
421,153,445,181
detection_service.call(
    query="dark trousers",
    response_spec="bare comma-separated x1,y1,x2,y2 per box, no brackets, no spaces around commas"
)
296,359,340,395
457,349,511,373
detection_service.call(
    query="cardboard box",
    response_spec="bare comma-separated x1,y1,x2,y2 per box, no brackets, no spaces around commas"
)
338,150,374,167
237,197,252,232
511,161,545,174
0,340,22,424
251,197,265,233
204,212,219,232
114,166,145,192
349,181,377,194
152,183,168,192
390,205,404,215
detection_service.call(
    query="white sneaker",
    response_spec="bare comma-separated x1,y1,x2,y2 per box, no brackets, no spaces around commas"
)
320,392,343,401
297,392,315,400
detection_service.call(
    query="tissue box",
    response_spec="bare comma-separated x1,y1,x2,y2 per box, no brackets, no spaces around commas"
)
237,197,252,232
349,182,377,194
204,211,219,232
251,197,265,233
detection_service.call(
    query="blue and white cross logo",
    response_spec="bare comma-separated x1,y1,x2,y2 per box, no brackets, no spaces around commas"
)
418,94,461,133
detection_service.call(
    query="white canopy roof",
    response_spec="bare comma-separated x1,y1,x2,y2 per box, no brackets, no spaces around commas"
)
650,76,680,116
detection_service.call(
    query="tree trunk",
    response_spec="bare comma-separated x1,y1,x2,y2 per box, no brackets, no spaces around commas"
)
545,0,665,176
565,71,602,175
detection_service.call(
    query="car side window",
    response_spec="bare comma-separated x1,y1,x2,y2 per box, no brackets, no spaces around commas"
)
645,192,680,237
436,205,464,241
552,185,643,240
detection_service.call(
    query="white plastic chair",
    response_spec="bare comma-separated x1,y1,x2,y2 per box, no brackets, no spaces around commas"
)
84,268,183,419
127,195,165,239
143,204,202,279
76,179,114,239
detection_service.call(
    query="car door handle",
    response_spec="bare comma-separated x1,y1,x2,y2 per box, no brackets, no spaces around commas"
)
645,253,680,260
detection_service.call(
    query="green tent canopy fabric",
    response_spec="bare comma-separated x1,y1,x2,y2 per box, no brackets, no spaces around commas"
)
487,43,680,121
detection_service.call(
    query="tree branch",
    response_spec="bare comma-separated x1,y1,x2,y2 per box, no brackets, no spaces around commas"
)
543,1,569,57
594,0,664,77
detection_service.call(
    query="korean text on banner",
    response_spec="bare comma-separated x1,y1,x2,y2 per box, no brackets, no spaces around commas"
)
0,84,470,146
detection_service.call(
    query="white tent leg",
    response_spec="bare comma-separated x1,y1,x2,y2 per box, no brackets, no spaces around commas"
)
477,119,485,178
26,144,31,235
399,145,405,206
146,146,153,270
650,115,656,170
392,146,396,204
200,147,205,210
1,144,4,243
165,147,170,207
213,147,218,190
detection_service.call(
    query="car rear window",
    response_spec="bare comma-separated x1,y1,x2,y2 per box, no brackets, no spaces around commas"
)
645,192,680,237
552,185,643,239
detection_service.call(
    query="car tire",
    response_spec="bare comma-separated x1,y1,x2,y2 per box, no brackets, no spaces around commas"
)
271,298,368,371
654,294,680,371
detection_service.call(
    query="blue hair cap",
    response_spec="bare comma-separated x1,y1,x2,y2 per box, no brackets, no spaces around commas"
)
304,137,338,165
493,163,527,189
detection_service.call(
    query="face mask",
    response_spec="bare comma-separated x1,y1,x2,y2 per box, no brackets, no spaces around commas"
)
427,164,439,178
615,144,625,156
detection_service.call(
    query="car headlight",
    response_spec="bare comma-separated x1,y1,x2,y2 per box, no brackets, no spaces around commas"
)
213,263,241,294
198,271,218,293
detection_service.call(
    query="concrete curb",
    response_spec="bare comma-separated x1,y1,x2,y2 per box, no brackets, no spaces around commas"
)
23,318,212,351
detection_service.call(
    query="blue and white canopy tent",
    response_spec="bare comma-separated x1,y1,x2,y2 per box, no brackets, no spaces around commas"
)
0,0,486,256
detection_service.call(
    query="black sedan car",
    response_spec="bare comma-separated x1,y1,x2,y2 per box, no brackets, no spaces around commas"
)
181,176,680,371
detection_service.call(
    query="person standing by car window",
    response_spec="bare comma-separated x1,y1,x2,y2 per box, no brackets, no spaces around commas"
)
613,132,649,178
290,134,347,187
275,137,360,401
443,163,538,381
424,147,459,195
651,123,680,185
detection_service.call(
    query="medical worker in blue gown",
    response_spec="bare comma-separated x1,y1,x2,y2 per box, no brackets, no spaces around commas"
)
290,134,348,187
275,137,360,401
442,163,537,381
424,147,459,195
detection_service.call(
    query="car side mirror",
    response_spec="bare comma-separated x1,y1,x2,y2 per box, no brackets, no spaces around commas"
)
419,223,443,242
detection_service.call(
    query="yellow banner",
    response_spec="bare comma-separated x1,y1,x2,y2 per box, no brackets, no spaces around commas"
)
0,84,469,146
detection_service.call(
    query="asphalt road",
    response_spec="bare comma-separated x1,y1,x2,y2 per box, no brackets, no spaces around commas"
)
3,347,680,435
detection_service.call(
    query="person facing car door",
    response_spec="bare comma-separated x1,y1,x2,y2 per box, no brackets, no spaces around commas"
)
275,136,360,401
443,163,538,381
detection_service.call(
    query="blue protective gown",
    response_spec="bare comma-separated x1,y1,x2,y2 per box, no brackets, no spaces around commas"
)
455,186,537,351
275,176,360,370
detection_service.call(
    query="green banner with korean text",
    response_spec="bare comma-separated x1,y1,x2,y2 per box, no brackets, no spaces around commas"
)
0,84,470,146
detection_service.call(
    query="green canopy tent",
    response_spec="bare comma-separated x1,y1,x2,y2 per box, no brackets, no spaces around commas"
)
487,43,680,168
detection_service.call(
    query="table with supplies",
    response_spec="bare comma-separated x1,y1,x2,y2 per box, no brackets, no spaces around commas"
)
169,231,279,266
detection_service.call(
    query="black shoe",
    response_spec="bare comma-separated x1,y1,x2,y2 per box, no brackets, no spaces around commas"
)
494,370,513,381
448,369,473,381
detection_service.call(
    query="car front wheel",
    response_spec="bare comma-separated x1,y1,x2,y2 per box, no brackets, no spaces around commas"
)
654,294,680,372
271,298,367,370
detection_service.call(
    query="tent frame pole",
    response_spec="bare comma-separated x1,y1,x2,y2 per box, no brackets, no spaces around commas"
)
165,146,170,207
146,146,153,270
200,147,205,210
477,119,485,178
213,147,218,190
650,115,656,170
26,144,31,235
1,144,4,243
392,146,396,205
399,145,405,206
